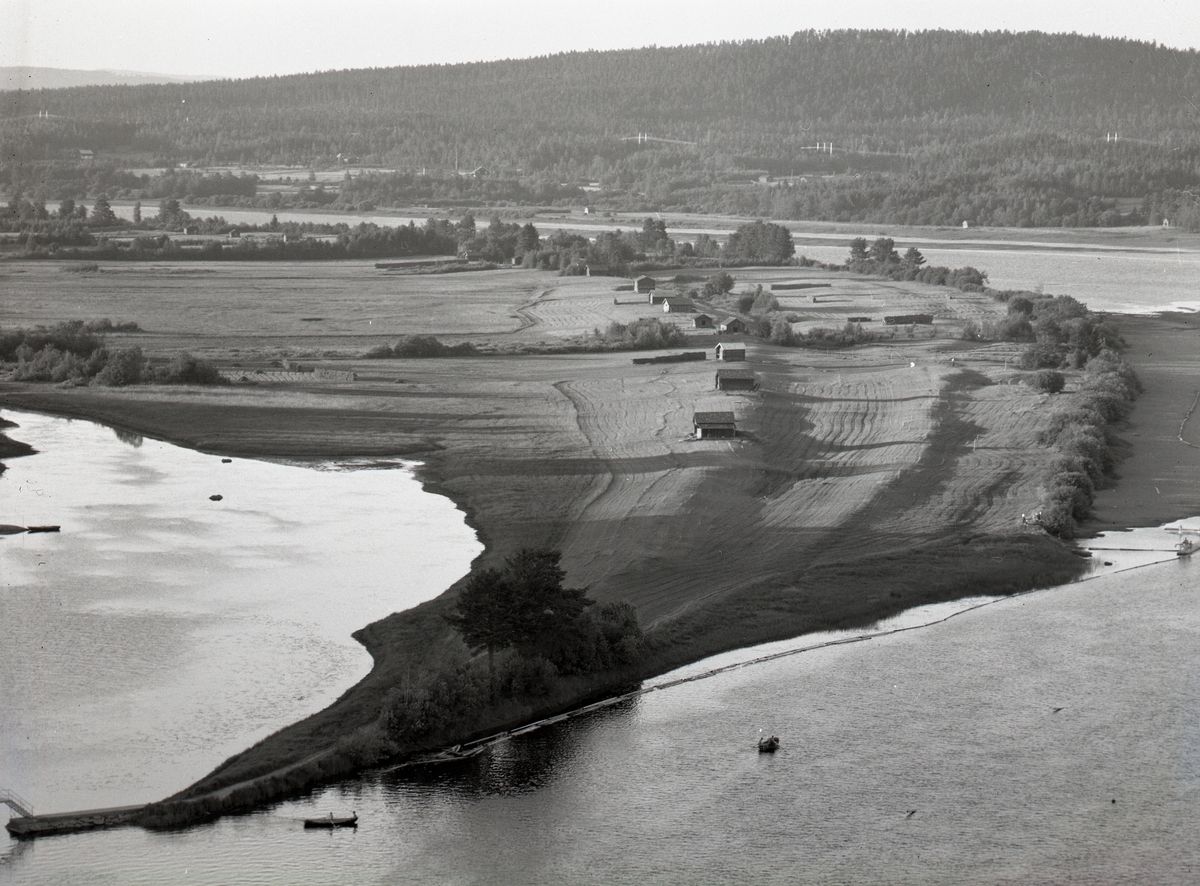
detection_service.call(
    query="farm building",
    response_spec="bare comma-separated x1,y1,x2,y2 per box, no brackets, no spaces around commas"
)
715,368,757,391
719,318,748,334
635,275,657,294
693,314,714,329
648,292,668,304
662,298,696,313
715,342,746,362
693,410,737,439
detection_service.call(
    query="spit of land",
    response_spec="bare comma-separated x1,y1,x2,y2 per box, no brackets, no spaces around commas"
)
3,249,1198,802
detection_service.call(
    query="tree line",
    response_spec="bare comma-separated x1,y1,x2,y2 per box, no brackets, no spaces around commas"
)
4,31,1200,229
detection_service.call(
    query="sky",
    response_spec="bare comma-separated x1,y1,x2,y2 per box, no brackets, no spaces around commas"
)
2,0,1199,79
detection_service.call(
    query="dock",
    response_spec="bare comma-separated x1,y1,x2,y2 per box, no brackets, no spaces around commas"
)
4,800,146,838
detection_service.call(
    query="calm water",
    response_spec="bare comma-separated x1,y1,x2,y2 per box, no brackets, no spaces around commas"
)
4,525,1197,885
792,244,1200,314
0,411,482,813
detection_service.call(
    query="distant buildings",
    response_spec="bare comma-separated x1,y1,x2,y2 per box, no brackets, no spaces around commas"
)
635,275,657,294
715,342,746,362
718,318,748,335
662,297,696,313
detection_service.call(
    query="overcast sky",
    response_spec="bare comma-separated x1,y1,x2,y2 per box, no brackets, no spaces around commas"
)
2,0,1199,79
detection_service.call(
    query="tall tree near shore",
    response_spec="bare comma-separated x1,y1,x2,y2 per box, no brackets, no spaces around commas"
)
444,566,513,699
445,548,594,698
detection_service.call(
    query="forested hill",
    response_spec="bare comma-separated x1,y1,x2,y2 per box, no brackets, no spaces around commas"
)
5,30,1200,227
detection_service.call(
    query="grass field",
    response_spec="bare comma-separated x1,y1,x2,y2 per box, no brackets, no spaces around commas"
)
7,250,1193,814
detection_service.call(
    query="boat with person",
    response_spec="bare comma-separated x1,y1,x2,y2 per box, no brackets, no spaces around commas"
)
1178,537,1196,557
303,811,357,829
758,734,780,753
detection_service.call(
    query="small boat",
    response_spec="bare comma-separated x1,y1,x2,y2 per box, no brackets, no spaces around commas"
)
758,735,780,753
304,812,357,828
1178,538,1197,558
26,525,60,533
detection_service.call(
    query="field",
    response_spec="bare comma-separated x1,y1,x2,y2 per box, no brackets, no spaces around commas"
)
6,252,1185,802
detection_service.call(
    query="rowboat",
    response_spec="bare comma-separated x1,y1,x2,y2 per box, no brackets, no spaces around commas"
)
304,812,357,828
1178,538,1196,557
26,525,60,533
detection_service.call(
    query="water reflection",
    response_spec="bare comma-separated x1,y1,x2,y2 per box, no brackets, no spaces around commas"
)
112,427,143,448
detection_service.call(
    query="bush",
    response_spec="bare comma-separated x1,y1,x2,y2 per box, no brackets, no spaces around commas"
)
92,346,145,386
595,318,687,350
1019,343,1064,370
153,352,227,385
1031,370,1065,393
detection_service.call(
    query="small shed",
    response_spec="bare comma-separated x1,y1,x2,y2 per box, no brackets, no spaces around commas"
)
693,314,714,329
635,275,657,294
648,292,668,305
715,368,757,391
719,318,748,334
715,342,746,362
662,298,696,313
693,410,737,439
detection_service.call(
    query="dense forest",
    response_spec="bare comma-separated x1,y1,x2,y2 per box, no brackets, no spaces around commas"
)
3,30,1200,228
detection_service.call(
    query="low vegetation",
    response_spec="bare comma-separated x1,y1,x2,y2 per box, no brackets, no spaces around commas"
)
364,335,479,359
1,320,225,386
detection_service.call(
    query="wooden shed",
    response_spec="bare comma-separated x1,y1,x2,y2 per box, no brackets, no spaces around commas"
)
635,275,657,294
719,318,748,334
715,342,746,362
662,298,696,313
693,410,737,439
693,314,714,329
715,368,757,391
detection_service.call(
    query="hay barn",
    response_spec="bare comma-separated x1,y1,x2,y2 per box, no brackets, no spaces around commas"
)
715,368,757,391
715,342,746,361
693,410,737,439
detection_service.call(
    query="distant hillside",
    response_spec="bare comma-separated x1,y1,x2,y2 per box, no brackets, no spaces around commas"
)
3,31,1200,228
1,67,208,91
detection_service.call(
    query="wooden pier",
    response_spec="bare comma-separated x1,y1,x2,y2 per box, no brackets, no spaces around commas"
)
4,793,146,839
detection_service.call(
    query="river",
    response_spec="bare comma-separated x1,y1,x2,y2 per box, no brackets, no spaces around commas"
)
0,411,482,813
3,513,1197,884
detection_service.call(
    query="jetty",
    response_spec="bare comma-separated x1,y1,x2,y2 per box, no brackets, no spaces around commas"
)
2,788,146,838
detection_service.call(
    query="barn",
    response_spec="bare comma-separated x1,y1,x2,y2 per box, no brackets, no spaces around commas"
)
635,275,657,294
715,368,757,391
693,314,714,329
693,410,737,439
715,342,746,361
662,298,696,313
719,318,748,334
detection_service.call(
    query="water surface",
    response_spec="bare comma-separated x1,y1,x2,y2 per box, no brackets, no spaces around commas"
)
0,410,481,812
